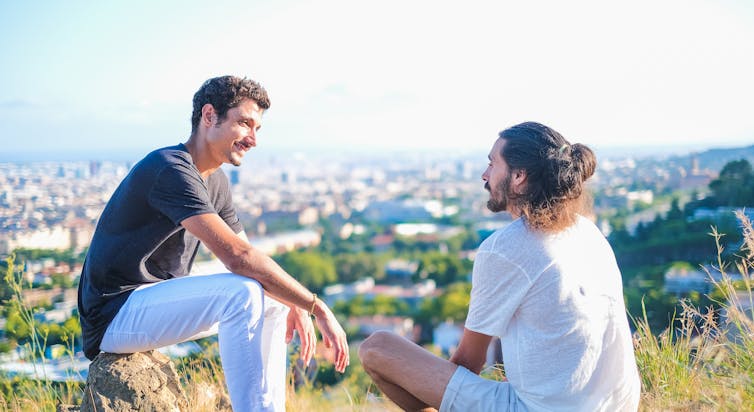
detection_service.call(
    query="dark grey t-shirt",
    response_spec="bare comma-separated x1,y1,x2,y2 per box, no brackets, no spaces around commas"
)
77,144,243,360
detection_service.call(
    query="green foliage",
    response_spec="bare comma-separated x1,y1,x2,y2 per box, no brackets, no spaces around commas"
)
11,247,84,266
333,295,410,318
606,162,752,331
275,251,337,293
417,282,471,324
414,252,471,286
632,216,754,410
0,255,84,408
334,253,384,283
50,273,74,289
707,159,754,207
4,305,32,342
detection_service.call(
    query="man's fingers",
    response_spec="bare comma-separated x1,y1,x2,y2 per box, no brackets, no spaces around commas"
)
302,344,311,366
285,327,294,344
338,339,350,373
299,321,316,367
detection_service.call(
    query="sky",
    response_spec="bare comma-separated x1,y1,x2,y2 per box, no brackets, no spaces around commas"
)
1,0,753,160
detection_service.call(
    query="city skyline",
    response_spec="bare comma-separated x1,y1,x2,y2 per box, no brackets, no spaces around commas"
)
1,0,753,156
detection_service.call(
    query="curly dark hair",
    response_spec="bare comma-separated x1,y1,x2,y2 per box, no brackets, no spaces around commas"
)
499,121,597,232
191,76,271,133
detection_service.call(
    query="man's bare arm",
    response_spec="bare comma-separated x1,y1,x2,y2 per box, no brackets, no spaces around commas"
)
235,230,296,305
182,213,349,372
450,328,492,374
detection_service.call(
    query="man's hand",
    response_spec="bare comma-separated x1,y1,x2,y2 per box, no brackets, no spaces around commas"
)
313,302,350,373
286,306,316,366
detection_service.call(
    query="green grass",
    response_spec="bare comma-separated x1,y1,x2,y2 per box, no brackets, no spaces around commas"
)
2,213,754,411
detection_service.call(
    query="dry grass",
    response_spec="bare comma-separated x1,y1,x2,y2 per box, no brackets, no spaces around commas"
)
634,213,754,411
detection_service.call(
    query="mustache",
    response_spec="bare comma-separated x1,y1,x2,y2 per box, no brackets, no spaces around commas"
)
484,182,491,191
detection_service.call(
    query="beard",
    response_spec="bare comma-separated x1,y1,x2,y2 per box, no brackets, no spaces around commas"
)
229,151,243,167
486,172,512,213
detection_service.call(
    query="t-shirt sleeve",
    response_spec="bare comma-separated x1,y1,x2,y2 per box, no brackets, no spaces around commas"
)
465,250,533,337
148,163,217,225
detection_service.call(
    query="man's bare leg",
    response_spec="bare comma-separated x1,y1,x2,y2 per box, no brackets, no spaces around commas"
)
359,331,458,411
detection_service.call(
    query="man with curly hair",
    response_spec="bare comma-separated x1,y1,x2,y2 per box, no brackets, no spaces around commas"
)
78,76,349,412
359,122,640,411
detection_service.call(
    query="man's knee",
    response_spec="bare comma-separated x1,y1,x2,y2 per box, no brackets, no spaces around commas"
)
359,330,396,370
224,275,264,320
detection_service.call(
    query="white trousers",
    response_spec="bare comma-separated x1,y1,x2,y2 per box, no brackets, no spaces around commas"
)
100,273,290,412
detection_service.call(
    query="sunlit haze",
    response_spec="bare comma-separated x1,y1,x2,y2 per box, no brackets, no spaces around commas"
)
1,0,753,160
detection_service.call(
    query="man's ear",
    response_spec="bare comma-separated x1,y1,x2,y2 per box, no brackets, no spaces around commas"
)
201,104,216,127
511,168,527,193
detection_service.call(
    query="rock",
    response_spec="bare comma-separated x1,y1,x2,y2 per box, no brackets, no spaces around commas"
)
80,351,188,412
188,382,233,412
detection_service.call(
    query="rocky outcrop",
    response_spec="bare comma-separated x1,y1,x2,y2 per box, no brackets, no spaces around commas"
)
80,351,188,412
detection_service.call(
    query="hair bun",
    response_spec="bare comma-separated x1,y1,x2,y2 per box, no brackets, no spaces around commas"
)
570,143,596,182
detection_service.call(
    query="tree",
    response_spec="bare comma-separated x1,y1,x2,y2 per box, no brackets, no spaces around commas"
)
437,283,471,322
415,282,471,324
708,159,754,207
334,253,383,283
274,251,337,293
414,252,471,286
333,295,410,317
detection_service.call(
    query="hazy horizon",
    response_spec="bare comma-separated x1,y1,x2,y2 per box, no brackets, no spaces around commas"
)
1,139,750,164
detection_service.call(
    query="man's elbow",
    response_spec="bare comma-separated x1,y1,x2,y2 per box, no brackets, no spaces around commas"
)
221,246,256,276
451,353,485,375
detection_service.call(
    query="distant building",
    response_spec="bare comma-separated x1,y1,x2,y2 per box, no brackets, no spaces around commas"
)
664,264,743,295
363,200,434,223
0,226,72,254
20,287,76,308
691,207,754,224
229,169,240,186
664,266,709,295
384,259,419,284
322,277,437,309
346,315,415,340
433,320,463,356
370,234,394,252
89,161,101,177
248,229,321,255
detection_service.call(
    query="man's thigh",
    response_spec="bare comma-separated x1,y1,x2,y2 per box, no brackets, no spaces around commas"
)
100,273,262,353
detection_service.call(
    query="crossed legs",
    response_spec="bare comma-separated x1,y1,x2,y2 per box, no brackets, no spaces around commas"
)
358,331,457,412
100,273,289,412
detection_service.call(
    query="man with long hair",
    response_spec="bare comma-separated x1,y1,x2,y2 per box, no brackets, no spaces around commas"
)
359,122,640,411
78,76,349,412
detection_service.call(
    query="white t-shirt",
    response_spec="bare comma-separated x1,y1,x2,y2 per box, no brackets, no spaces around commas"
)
465,216,641,411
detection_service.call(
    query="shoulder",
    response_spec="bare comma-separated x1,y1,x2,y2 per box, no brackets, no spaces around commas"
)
479,218,544,256
142,144,193,169
138,145,202,182
561,215,610,249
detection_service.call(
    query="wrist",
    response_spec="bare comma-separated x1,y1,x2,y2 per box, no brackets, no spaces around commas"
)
308,292,318,316
311,298,327,318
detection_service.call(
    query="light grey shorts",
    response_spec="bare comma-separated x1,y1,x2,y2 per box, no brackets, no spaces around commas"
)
439,366,528,412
